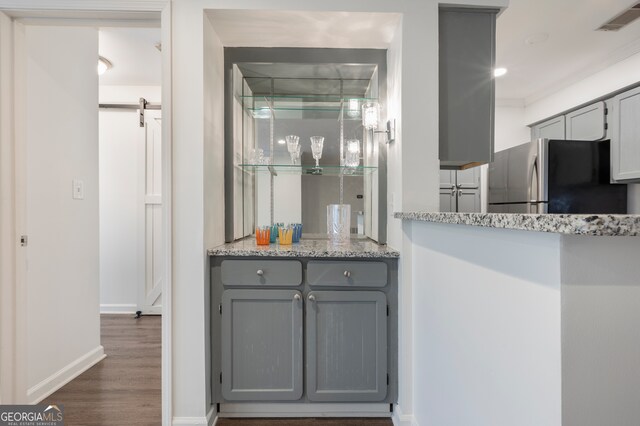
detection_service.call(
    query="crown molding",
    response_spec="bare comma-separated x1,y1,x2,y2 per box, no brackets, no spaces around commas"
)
0,0,168,12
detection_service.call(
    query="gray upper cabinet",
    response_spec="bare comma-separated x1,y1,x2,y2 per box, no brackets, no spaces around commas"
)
439,170,455,189
306,291,387,402
439,189,456,212
566,101,607,141
440,167,482,212
531,115,566,140
439,8,497,168
610,86,640,181
221,289,303,401
456,167,481,188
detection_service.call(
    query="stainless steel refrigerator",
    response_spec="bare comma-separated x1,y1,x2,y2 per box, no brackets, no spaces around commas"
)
488,139,627,214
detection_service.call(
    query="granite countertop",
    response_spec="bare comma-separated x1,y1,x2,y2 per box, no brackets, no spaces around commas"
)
394,212,640,236
208,238,400,258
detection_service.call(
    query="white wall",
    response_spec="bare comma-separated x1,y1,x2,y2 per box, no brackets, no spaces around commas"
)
20,25,104,403
494,104,530,152
98,86,161,313
410,221,562,426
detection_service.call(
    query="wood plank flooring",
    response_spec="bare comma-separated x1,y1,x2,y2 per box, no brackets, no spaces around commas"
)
216,419,393,426
43,314,393,426
44,314,161,426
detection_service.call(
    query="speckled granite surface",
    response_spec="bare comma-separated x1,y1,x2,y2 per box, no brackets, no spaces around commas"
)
394,212,640,236
208,238,400,258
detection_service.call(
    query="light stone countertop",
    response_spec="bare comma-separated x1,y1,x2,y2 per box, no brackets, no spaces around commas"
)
208,237,400,258
394,212,640,236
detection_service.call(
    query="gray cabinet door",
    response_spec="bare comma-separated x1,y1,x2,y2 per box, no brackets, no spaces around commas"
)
439,170,455,188
221,289,303,401
457,189,481,213
456,167,481,188
611,86,640,181
566,101,606,141
306,291,387,402
440,190,455,212
532,116,565,140
439,8,497,167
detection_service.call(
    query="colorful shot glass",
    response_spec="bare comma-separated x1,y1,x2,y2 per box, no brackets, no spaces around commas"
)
255,226,271,245
278,226,293,245
291,223,303,243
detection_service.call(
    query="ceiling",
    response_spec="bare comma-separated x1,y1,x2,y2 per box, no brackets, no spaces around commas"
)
99,27,161,86
206,10,401,49
496,0,640,103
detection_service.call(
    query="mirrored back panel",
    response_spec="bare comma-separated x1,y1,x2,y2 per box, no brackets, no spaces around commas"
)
224,48,387,243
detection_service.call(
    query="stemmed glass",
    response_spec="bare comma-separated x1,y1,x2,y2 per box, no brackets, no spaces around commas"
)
285,135,300,165
310,136,324,168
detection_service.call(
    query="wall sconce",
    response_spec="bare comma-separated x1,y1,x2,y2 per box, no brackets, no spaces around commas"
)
361,101,395,144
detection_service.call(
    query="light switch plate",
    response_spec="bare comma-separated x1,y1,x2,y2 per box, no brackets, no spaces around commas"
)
72,179,84,200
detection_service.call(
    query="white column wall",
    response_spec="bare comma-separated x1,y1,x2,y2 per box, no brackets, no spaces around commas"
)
410,222,562,426
171,0,508,422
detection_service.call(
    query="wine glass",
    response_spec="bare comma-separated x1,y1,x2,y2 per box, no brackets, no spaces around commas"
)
285,135,300,165
310,136,324,168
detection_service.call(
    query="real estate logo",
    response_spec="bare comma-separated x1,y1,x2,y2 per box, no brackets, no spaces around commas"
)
0,404,64,426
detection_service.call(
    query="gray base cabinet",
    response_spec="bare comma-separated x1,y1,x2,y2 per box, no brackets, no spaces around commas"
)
306,291,387,402
211,256,398,410
440,167,481,212
221,289,303,401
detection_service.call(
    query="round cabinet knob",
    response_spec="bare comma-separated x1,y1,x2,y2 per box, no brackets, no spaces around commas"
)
308,294,316,302
293,293,301,301
343,270,351,278
256,269,264,276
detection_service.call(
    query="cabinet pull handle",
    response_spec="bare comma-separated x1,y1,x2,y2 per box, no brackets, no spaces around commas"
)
256,269,264,276
308,294,316,302
293,293,301,301
343,270,351,278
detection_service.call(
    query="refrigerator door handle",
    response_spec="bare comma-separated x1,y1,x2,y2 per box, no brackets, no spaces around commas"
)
528,154,538,203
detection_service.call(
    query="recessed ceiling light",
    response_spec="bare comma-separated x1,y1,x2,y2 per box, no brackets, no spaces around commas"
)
493,67,508,78
278,139,286,145
98,56,112,75
525,32,549,45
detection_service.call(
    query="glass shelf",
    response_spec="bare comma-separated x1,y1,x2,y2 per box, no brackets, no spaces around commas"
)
239,95,378,120
238,163,377,176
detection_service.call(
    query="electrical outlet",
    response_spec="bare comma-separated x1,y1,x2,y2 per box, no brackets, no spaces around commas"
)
72,179,84,200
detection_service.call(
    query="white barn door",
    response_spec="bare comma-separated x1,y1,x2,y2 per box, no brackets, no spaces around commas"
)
138,109,163,314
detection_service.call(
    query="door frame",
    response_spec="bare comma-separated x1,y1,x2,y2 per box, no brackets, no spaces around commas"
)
0,2,173,424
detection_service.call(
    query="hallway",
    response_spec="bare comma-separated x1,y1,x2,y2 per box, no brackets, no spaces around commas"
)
44,315,161,426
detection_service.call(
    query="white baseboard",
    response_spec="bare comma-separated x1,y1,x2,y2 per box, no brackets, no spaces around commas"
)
27,345,105,404
100,303,137,314
207,406,216,426
219,402,391,418
172,416,209,426
392,404,418,426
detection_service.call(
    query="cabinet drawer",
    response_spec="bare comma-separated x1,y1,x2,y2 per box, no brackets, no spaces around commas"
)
221,260,302,286
307,261,387,287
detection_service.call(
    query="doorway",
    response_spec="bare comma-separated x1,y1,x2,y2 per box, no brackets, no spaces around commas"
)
0,6,172,424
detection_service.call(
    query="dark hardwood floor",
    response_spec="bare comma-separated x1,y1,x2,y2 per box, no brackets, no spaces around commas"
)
216,419,393,426
43,314,392,426
44,314,161,426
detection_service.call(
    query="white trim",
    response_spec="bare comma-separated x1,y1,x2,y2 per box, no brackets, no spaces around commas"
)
219,403,392,418
159,4,173,426
172,417,209,426
0,10,15,405
100,304,138,314
27,345,105,404
206,406,216,426
0,1,167,12
392,404,418,426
